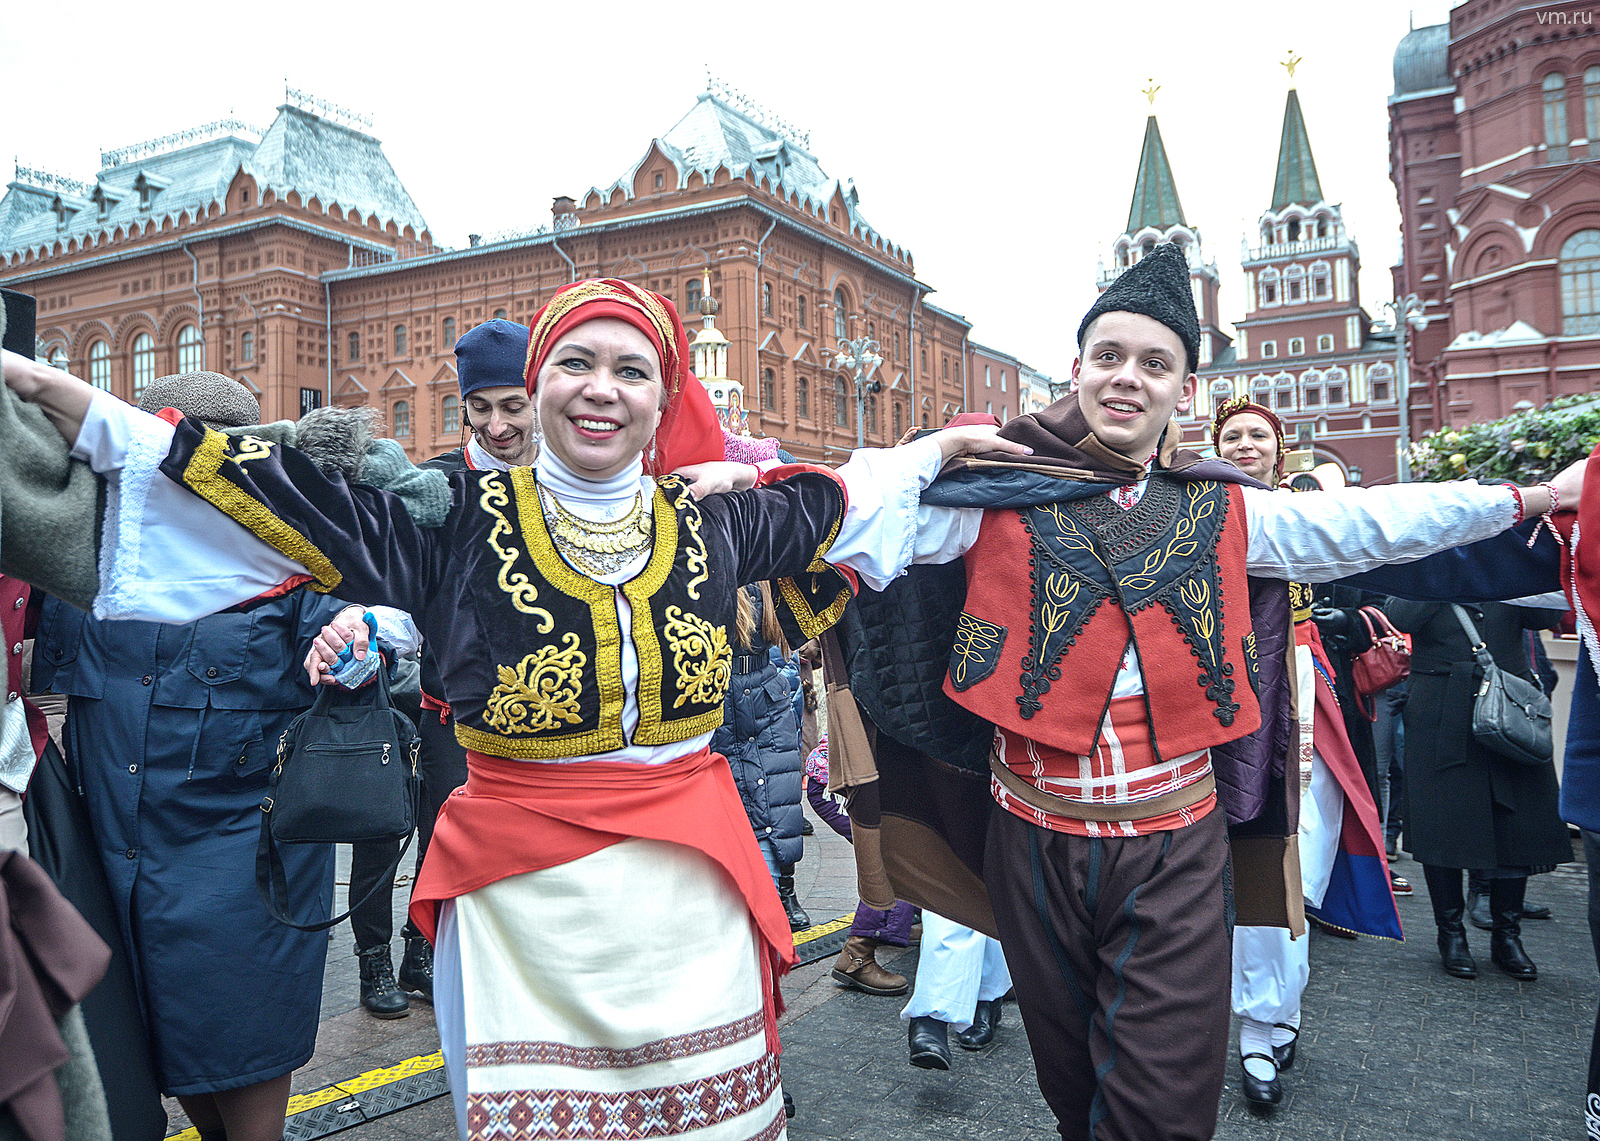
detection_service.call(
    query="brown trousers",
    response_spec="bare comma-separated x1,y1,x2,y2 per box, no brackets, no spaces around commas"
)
985,806,1231,1141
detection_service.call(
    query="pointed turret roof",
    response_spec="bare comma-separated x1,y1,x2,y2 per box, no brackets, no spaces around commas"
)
1126,115,1186,233
1271,89,1323,210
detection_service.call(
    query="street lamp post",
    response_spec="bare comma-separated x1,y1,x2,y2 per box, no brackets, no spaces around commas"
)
1384,293,1431,483
833,335,883,450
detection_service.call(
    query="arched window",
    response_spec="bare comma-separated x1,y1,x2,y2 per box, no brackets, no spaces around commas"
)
1324,366,1349,406
1140,237,1155,257
348,331,360,363
761,367,776,411
1258,267,1280,307
393,324,407,357
177,324,202,373
131,333,154,400
686,277,702,313
1315,216,1330,239
1367,362,1395,403
493,308,506,320
893,330,900,358
833,287,848,341
796,376,810,419
1545,72,1570,162
1287,217,1301,242
1301,368,1324,408
1283,264,1306,304
1310,262,1331,299
443,317,457,349
241,330,255,363
833,376,849,426
47,345,67,370
893,400,903,439
1273,372,1295,412
762,282,773,317
797,294,807,329
89,341,110,390
1209,378,1233,408
442,395,460,433
392,400,411,438
867,393,879,436
1587,66,1600,143
1250,374,1271,403
1561,229,1600,333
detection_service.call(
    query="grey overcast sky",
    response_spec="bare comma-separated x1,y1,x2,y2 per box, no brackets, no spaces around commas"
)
4,0,1457,378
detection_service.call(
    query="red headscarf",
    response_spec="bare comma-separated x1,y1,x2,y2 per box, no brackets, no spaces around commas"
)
524,278,722,475
1210,395,1287,477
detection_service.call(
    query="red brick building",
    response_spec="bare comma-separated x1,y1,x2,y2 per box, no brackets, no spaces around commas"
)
1390,1,1600,436
1103,92,1406,483
2,85,1032,464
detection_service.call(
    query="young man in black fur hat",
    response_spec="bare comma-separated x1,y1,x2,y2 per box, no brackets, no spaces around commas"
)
830,242,1583,1139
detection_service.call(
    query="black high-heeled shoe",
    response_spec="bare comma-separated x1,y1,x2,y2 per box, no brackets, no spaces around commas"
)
1240,1054,1282,1108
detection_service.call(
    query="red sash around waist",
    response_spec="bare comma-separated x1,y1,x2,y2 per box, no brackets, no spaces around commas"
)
408,747,796,986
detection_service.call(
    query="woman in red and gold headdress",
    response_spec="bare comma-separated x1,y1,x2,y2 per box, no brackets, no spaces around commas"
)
1212,395,1287,486
1,276,1024,1141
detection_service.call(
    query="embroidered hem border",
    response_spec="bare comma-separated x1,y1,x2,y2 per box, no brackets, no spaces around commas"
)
464,1053,781,1140
465,1012,765,1071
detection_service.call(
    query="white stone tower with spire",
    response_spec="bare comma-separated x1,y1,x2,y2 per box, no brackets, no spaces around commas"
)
689,268,747,435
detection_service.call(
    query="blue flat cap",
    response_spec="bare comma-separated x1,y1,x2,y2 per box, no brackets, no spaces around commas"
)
455,318,531,398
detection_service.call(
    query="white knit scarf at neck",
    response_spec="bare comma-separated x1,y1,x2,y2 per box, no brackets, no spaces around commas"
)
535,447,646,522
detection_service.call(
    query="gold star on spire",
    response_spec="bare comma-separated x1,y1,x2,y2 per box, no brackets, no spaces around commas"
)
1282,50,1301,86
1142,79,1160,106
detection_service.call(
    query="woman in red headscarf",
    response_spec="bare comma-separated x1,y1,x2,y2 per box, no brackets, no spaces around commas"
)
2,277,1023,1141
1212,395,1402,1111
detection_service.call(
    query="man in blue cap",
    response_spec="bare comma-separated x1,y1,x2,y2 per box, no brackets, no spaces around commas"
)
430,318,536,473
346,318,535,1017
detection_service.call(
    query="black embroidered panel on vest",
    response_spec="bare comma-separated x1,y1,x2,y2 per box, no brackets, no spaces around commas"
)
1017,477,1239,728
1015,503,1116,718
949,613,1007,692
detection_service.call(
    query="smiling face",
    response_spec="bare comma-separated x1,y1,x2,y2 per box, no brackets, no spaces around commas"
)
1215,411,1280,484
534,317,666,480
1070,311,1197,462
465,385,538,466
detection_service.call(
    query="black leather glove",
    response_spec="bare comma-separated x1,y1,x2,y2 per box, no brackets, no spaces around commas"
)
1311,606,1352,638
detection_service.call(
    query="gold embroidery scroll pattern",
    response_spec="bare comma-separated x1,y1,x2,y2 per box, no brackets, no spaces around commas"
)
478,474,555,632
668,479,711,600
225,435,276,468
951,614,1005,688
662,606,732,709
1118,487,1213,593
1038,571,1082,644
483,634,587,735
1041,505,1107,567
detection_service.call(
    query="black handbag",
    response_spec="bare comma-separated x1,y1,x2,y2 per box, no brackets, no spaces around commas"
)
1450,605,1554,768
256,662,421,931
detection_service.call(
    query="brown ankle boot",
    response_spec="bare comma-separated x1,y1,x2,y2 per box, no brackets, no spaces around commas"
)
831,936,908,995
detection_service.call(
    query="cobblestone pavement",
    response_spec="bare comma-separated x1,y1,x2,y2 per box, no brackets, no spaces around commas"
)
164,815,1596,1141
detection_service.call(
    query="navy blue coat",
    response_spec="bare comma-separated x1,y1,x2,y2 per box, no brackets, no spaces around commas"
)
33,591,343,1096
712,588,805,868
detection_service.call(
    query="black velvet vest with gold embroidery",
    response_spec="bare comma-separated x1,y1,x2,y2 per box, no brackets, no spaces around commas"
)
454,469,740,759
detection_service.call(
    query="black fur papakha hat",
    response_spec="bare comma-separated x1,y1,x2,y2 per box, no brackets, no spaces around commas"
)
1076,242,1200,375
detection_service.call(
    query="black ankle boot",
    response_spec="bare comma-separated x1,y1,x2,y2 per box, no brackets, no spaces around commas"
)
1467,870,1493,930
777,869,810,931
357,945,410,1019
1490,878,1537,980
399,929,434,1002
907,1016,951,1070
1423,864,1477,979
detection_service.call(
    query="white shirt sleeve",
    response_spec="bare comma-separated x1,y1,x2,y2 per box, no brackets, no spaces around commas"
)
72,390,309,622
1242,481,1519,582
823,437,982,592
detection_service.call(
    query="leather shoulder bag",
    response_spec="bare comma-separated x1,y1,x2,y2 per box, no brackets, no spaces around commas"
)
1449,605,1553,768
256,660,421,931
1352,606,1411,697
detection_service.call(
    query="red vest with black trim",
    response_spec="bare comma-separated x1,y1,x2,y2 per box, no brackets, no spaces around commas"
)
944,477,1262,759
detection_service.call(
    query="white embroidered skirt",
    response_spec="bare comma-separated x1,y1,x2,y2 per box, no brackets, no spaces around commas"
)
435,837,787,1141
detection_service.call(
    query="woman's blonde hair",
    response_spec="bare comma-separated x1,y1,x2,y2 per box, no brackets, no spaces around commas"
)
734,581,790,657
